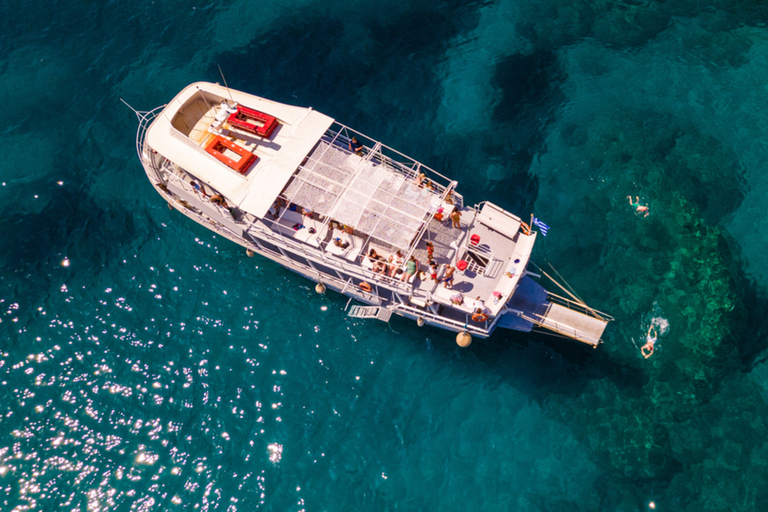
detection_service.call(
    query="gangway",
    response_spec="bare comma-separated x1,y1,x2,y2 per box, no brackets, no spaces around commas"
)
535,303,608,346
500,276,611,347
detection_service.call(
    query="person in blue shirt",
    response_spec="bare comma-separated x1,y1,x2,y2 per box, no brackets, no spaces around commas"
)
191,180,207,198
349,137,363,156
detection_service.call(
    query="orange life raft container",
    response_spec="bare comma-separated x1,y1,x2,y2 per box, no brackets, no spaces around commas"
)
205,135,257,173
227,105,279,138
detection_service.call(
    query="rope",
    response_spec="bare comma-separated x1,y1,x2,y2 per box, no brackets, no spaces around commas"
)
530,261,584,305
547,262,584,304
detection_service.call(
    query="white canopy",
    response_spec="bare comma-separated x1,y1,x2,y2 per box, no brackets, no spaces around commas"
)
282,140,443,250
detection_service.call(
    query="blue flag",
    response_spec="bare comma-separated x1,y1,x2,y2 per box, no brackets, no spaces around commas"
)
532,217,549,237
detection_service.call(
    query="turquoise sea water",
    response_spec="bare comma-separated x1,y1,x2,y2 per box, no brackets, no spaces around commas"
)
2,1,768,510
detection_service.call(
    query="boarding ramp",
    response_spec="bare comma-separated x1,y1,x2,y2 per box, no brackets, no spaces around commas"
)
535,303,608,346
498,276,610,347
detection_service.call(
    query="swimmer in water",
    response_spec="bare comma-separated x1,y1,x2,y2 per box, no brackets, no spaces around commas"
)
641,325,657,358
627,196,649,217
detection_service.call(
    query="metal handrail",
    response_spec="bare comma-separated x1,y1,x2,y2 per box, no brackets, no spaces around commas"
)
248,221,437,299
135,105,166,160
162,171,236,220
388,303,488,336
546,292,613,321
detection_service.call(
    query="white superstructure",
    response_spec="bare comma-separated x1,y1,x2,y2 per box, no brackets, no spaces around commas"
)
134,82,610,346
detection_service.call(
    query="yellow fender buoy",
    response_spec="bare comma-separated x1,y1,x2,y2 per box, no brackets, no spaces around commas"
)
246,249,255,257
417,317,425,327
315,283,326,294
456,331,472,347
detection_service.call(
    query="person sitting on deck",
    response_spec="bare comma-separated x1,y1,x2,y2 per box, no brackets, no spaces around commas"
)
641,325,657,358
401,255,419,283
416,173,434,190
349,137,363,156
211,194,228,207
368,248,382,263
268,197,284,219
372,260,389,276
211,194,237,219
388,250,404,277
473,297,488,312
333,237,350,249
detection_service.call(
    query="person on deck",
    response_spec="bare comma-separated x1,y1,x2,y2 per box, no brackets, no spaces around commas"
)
191,181,207,198
268,198,284,219
333,237,349,249
349,137,363,156
428,260,438,281
641,325,657,358
401,255,419,283
368,249,381,263
372,260,389,276
473,296,487,311
388,251,404,277
211,194,228,207
441,264,455,288
450,206,462,229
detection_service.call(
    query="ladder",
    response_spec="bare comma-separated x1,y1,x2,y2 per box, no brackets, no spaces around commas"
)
348,305,393,322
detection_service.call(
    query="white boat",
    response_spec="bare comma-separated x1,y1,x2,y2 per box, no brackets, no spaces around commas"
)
132,82,610,347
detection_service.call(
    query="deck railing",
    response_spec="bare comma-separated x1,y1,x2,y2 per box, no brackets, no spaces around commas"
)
387,302,489,336
546,292,613,321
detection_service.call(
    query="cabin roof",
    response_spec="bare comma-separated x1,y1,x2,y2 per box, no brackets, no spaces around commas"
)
145,82,334,218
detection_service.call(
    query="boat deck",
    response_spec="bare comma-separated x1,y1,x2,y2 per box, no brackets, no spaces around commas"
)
140,82,611,345
165,96,532,320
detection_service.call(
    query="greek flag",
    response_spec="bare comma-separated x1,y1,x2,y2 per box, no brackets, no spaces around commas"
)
532,217,549,237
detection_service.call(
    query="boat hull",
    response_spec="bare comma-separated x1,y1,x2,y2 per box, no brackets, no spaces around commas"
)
133,83,610,346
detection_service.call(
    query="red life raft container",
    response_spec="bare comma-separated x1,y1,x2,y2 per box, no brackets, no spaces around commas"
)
205,135,258,174
227,105,279,138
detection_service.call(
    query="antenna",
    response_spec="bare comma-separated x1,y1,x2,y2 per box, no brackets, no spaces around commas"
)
120,98,143,119
196,86,212,110
218,64,235,103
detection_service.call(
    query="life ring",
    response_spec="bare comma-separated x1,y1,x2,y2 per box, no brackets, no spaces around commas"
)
359,282,373,292
520,222,531,235
471,312,489,322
